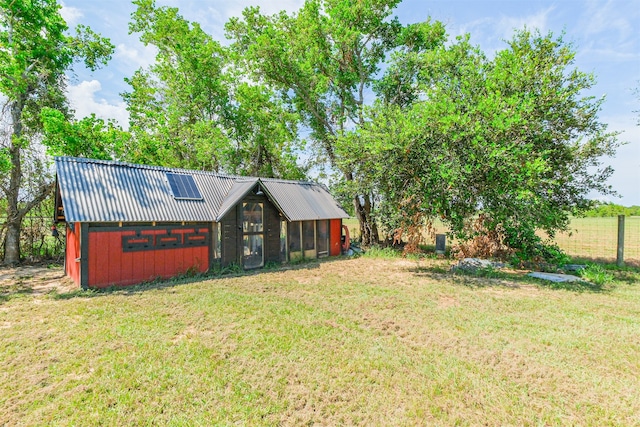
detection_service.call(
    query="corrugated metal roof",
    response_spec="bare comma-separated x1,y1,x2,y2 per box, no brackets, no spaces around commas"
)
261,180,349,221
215,178,259,221
55,157,348,223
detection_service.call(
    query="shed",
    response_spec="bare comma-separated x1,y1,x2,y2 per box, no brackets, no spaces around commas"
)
54,157,349,289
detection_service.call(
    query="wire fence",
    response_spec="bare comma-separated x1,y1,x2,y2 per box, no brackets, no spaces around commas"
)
549,216,639,266
345,216,640,266
0,217,65,263
2,216,640,266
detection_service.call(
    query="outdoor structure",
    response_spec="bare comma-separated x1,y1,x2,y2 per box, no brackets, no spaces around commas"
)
54,157,349,289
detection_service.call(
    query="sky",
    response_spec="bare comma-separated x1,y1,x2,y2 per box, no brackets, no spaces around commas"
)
60,0,640,205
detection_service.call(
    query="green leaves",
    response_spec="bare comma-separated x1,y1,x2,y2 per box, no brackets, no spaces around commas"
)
40,108,128,160
124,0,304,179
356,28,621,259
1,0,115,263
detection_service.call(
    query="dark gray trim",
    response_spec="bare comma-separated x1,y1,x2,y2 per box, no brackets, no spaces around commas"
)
80,223,89,290
54,179,66,223
88,222,209,232
208,222,215,269
122,234,156,252
236,203,242,265
116,227,209,252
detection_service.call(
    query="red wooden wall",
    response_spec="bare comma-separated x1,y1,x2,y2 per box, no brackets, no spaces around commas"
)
65,223,81,286
329,219,342,256
86,226,209,288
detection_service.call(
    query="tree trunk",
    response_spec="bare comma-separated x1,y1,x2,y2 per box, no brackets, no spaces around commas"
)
3,218,22,265
2,95,54,264
345,170,379,247
3,99,24,265
3,145,23,264
354,193,379,247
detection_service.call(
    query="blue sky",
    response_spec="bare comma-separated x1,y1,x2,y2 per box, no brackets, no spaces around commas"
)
60,0,640,205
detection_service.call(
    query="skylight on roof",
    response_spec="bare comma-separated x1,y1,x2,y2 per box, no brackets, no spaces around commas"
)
166,173,203,200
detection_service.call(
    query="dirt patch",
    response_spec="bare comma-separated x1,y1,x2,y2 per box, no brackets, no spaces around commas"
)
437,295,460,308
0,264,75,296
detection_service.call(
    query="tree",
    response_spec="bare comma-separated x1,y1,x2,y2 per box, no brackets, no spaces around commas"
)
124,0,304,179
40,108,129,160
0,0,113,264
226,0,446,245
354,29,621,259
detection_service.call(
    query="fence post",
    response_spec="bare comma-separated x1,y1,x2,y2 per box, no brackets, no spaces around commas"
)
617,215,625,267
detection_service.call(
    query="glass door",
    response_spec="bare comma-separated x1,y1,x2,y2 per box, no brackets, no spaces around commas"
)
317,220,329,257
242,202,263,269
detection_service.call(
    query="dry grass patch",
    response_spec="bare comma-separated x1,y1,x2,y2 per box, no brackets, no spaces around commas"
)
1,257,639,425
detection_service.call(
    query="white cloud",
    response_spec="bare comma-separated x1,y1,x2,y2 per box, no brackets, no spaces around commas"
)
67,80,129,129
580,0,633,38
116,43,158,70
456,7,554,56
496,7,553,39
596,114,640,205
155,0,305,42
59,2,83,26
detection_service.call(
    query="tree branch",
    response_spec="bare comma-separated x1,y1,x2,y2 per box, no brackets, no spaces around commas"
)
17,181,55,220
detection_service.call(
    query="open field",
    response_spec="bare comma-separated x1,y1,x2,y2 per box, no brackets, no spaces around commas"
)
345,217,640,265
1,256,640,425
552,217,640,265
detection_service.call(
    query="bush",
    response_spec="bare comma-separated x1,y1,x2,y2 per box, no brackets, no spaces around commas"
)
579,264,614,286
363,246,401,259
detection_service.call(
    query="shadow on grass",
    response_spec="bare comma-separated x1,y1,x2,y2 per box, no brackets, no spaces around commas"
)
0,283,34,303
409,265,612,293
568,257,640,285
569,256,640,269
609,270,640,285
49,257,325,300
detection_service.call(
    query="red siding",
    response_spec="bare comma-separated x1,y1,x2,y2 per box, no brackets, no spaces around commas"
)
329,219,342,256
65,223,81,286
87,227,209,288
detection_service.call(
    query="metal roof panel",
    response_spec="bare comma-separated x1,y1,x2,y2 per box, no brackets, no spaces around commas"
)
55,157,348,224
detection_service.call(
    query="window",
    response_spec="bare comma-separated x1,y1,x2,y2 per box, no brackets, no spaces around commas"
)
243,203,263,233
280,220,288,261
302,221,315,251
166,173,203,200
289,221,301,252
213,223,221,259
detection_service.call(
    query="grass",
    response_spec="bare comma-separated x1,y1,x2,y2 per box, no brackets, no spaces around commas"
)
1,256,640,425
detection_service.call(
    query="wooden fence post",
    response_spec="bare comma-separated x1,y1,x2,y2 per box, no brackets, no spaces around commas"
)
617,215,625,267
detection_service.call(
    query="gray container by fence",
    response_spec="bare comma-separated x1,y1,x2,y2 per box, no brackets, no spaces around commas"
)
435,234,446,254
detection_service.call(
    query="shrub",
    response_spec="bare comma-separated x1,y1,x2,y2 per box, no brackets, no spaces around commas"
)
579,264,614,286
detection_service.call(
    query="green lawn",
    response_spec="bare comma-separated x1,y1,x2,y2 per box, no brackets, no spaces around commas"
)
1,256,640,425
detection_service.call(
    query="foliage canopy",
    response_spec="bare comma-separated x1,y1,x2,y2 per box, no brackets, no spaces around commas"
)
344,29,621,259
0,0,113,264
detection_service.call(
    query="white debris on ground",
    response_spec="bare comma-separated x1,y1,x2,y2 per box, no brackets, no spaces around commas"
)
527,272,583,283
451,258,587,284
451,258,506,272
